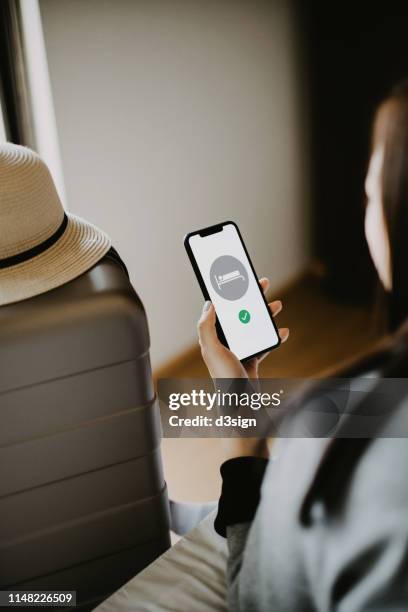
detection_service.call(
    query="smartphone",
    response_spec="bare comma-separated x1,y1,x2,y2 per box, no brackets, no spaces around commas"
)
184,221,280,362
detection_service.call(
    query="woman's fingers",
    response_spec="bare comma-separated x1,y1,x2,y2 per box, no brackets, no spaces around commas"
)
259,279,284,319
258,277,270,294
279,327,289,342
197,301,219,352
268,300,288,339
269,300,282,317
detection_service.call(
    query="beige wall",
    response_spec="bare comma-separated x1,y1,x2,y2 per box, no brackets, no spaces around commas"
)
40,0,310,368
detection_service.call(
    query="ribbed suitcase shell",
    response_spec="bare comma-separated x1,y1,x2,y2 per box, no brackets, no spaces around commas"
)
0,256,170,609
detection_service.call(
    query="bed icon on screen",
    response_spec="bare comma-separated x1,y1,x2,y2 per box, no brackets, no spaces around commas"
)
214,270,246,290
210,255,249,300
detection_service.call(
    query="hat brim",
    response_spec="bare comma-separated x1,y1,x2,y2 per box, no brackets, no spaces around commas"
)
0,213,112,306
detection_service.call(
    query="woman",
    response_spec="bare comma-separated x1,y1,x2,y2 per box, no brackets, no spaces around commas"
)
197,82,408,610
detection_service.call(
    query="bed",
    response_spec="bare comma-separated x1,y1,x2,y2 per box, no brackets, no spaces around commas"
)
94,510,228,611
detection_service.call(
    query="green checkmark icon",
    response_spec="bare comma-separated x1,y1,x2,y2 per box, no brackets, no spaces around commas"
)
238,309,251,324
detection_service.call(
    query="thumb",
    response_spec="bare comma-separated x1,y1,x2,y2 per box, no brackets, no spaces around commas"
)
197,301,218,351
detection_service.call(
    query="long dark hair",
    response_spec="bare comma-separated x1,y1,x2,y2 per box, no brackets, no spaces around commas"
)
373,81,408,331
289,84,408,518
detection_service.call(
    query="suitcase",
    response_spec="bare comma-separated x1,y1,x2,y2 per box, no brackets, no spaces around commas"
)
0,250,170,609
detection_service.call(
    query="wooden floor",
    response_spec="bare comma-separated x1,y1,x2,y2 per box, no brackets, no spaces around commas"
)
158,272,380,502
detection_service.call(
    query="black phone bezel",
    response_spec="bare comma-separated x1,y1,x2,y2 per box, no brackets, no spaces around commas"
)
184,220,281,363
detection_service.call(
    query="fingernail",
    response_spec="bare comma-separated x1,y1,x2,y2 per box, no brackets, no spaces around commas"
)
203,301,211,312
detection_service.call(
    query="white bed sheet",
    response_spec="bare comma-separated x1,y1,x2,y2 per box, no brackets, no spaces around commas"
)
94,510,228,611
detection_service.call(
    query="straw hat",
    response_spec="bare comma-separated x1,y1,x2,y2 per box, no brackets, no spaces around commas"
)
0,143,111,306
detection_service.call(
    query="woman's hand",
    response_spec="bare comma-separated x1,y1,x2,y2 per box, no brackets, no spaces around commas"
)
197,278,289,460
197,278,289,380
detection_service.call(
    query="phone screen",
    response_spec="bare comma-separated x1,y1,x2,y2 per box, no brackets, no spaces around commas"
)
186,222,280,361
